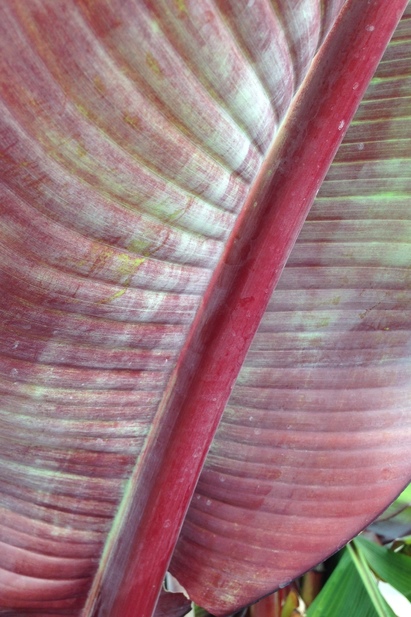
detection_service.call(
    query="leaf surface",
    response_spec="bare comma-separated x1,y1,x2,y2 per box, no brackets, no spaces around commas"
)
305,546,396,617
154,589,192,617
171,5,411,614
355,537,411,601
0,1,409,616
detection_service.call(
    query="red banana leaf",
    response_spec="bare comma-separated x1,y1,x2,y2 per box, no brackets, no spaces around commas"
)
0,1,410,616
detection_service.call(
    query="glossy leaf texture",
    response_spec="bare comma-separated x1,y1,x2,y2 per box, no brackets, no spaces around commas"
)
0,1,409,616
171,5,411,615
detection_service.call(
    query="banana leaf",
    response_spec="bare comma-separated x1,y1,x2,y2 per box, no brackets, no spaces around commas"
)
0,1,410,615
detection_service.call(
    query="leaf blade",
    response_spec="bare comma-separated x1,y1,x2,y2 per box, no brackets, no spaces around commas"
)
0,1,409,616
172,3,411,613
355,536,411,601
306,547,396,617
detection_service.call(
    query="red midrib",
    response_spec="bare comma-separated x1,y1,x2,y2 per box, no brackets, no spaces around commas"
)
81,1,409,615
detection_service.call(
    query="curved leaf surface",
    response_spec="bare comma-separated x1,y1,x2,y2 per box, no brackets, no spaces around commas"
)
0,1,408,616
0,0,343,612
171,6,411,614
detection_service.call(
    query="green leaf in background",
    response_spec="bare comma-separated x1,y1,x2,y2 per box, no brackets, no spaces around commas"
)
193,605,209,617
370,484,411,545
395,485,411,506
306,546,396,617
354,537,411,601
